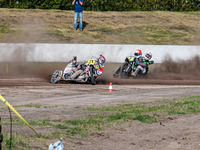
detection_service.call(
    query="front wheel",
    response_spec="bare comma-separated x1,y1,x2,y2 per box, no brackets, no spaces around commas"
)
143,66,149,75
113,66,121,77
89,65,96,85
50,70,62,84
120,63,131,78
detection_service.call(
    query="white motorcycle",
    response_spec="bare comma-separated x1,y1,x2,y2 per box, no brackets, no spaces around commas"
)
50,57,100,85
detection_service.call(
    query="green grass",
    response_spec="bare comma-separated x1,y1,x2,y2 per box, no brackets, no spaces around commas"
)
17,97,200,137
16,104,58,108
0,9,200,44
24,104,42,108
2,133,31,150
136,25,190,44
0,24,13,34
2,96,200,149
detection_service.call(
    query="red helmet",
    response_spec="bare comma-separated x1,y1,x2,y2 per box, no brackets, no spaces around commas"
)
137,49,142,55
134,49,142,56
98,55,106,64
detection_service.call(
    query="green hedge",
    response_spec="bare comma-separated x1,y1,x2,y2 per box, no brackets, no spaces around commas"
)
0,0,199,11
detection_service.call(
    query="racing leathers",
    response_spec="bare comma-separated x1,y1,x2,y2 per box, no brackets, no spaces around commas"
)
63,58,79,79
131,56,154,77
71,62,104,79
96,63,104,76
70,63,84,79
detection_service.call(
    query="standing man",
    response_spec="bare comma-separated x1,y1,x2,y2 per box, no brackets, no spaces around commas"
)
72,0,84,31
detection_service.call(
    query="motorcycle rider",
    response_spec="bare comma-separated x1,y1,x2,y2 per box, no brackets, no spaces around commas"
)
71,56,78,70
129,49,143,74
96,55,106,76
63,56,79,79
131,52,154,77
70,56,83,79
133,49,143,66
113,49,142,77
71,55,106,79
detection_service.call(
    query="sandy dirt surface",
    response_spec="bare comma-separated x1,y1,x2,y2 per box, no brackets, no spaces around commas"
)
1,8,200,150
0,63,200,149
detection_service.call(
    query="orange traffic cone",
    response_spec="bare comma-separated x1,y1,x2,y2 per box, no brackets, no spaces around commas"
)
108,82,113,92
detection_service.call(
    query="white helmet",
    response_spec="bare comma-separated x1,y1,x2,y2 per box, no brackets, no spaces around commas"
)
145,52,152,60
98,55,106,64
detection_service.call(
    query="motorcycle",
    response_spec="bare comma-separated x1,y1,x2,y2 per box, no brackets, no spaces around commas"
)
113,53,152,78
50,57,100,85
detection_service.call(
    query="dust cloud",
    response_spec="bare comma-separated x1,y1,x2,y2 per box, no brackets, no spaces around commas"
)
97,55,200,85
0,15,57,79
151,55,200,80
0,54,200,85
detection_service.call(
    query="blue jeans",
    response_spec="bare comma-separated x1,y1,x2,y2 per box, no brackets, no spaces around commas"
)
74,12,83,30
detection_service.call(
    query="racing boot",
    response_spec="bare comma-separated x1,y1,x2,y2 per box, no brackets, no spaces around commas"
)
131,66,142,77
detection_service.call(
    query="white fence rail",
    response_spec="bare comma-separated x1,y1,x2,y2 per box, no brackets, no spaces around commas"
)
0,43,199,63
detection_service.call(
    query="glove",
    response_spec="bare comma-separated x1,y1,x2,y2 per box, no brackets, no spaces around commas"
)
149,60,154,64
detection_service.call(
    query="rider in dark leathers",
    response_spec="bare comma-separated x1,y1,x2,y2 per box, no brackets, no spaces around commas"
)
131,52,154,77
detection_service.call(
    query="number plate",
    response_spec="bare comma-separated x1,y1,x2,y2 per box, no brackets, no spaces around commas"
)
88,59,95,65
128,56,134,61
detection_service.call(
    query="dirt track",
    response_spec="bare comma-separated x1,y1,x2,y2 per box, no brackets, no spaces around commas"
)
1,62,200,149
1,8,200,149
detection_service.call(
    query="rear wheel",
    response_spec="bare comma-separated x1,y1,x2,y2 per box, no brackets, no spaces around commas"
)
50,70,62,84
120,63,130,78
89,66,96,85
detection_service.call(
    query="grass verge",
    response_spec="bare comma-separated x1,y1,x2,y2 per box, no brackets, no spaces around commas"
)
1,96,200,149
0,24,13,34
0,9,200,44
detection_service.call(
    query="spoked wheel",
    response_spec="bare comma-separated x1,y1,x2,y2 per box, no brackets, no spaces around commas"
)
50,70,62,84
120,63,130,78
143,66,149,75
89,65,96,85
